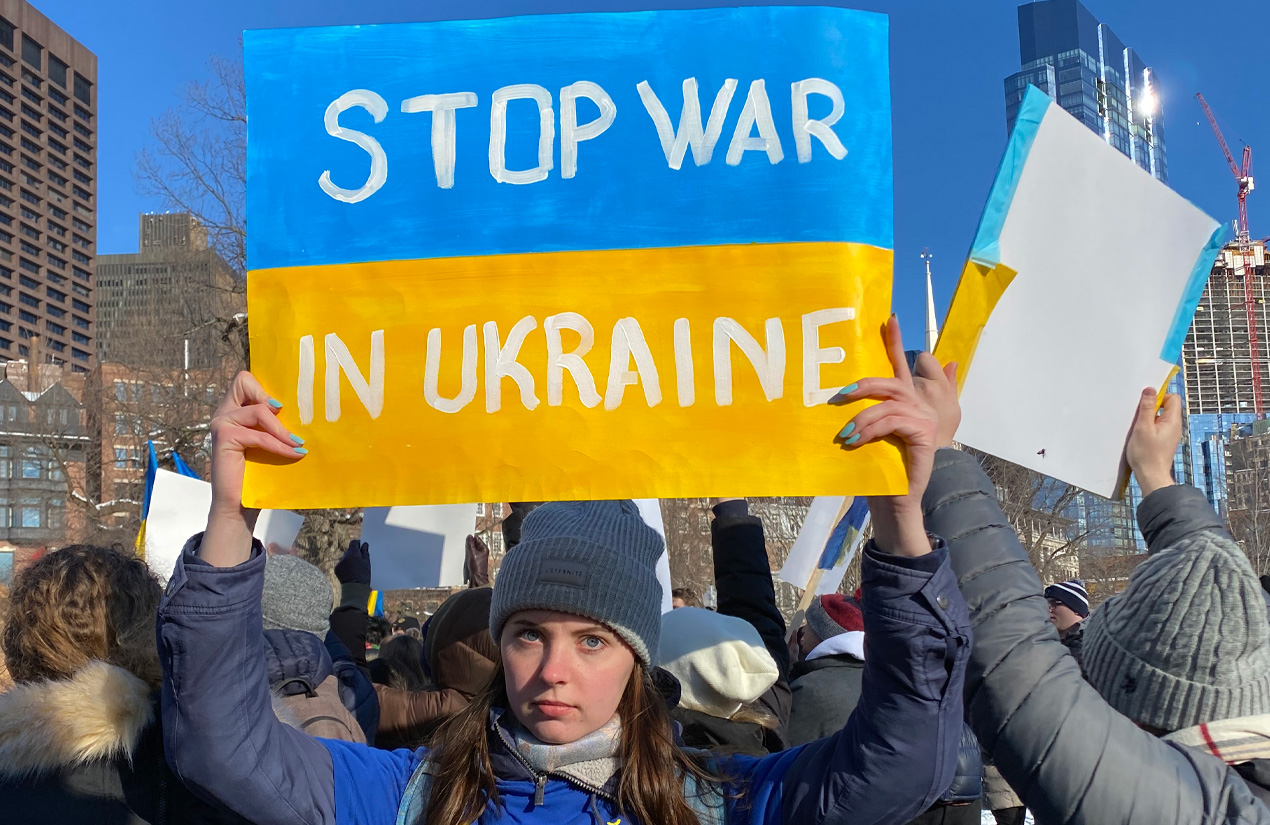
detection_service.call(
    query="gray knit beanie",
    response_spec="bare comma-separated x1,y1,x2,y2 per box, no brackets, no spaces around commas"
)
489,500,664,667
261,554,335,637
1082,532,1270,733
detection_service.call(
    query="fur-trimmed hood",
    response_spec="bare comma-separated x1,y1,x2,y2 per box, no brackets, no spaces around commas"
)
0,660,153,778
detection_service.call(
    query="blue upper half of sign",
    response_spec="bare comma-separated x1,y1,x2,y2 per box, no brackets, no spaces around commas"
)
244,5,892,271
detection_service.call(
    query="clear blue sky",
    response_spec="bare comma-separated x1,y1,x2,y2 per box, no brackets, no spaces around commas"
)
32,0,1270,347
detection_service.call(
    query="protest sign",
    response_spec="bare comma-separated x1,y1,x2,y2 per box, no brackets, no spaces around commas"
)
241,6,904,508
937,86,1224,498
361,503,478,590
143,469,304,584
780,495,870,638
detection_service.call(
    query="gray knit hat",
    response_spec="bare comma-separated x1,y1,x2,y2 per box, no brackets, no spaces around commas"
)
1082,532,1270,733
489,500,664,667
262,554,335,637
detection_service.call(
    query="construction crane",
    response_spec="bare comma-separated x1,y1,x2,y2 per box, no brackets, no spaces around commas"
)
1197,92,1261,417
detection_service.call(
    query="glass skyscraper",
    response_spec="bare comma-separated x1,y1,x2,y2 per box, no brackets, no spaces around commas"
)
1004,1,1171,557
1005,0,1167,183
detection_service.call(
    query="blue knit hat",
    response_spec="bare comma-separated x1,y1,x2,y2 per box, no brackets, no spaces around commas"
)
489,500,664,667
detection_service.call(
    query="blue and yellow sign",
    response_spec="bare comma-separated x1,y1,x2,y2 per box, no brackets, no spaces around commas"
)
243,6,903,508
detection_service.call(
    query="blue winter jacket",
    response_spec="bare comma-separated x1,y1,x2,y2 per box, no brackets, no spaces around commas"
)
158,534,970,825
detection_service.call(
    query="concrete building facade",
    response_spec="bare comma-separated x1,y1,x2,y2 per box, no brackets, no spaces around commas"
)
0,1,96,370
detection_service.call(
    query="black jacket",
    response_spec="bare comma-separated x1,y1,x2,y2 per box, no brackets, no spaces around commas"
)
0,660,248,825
788,654,865,746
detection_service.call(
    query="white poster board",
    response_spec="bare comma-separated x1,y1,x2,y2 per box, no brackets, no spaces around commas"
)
361,504,478,591
949,88,1222,497
633,499,675,614
780,496,857,596
144,469,305,584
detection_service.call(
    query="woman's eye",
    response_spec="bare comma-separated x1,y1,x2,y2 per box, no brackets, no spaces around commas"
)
519,629,541,643
582,636,605,650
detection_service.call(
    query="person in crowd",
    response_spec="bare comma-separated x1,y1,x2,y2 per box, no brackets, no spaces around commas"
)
659,607,780,756
155,316,971,825
1044,579,1089,668
0,545,249,823
393,616,423,637
375,586,500,750
842,335,1270,822
327,539,381,743
789,594,865,745
261,554,367,743
370,634,429,692
366,615,392,658
672,587,702,609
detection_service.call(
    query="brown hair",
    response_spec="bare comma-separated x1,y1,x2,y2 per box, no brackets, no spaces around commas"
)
424,663,726,825
377,633,428,691
1,545,162,687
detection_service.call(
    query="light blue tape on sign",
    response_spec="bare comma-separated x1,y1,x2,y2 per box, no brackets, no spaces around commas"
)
1161,222,1230,363
967,85,1052,268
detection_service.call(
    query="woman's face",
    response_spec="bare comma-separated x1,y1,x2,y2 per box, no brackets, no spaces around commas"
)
501,609,637,744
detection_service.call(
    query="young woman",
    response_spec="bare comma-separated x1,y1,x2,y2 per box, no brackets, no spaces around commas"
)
157,317,972,825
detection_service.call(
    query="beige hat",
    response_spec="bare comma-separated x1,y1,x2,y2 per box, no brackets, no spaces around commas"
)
657,607,779,719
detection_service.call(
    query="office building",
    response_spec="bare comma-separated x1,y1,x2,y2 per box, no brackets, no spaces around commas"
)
96,213,240,369
0,1,96,370
1005,0,1167,182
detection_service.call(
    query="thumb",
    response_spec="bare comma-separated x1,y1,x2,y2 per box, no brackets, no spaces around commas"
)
1159,393,1182,426
1135,387,1158,430
943,361,958,385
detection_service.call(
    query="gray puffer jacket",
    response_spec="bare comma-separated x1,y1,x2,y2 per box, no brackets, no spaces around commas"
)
924,448,1270,824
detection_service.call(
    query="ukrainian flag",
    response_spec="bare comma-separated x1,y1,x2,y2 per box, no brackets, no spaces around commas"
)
135,442,202,558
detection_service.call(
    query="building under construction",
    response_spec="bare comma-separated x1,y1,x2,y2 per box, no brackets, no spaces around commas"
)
1181,238,1269,518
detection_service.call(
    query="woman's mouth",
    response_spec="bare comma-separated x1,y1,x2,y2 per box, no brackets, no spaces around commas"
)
531,700,575,718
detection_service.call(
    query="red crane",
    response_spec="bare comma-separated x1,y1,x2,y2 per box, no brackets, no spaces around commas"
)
1197,92,1261,417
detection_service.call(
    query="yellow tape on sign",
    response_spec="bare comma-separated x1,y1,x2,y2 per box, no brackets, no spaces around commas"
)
243,242,904,509
933,259,1018,393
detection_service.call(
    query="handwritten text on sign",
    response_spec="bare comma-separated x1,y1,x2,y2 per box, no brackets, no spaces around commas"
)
242,7,902,507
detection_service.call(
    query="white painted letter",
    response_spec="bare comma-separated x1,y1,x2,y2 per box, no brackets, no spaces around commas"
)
636,78,738,169
298,335,315,425
791,79,847,163
560,82,616,180
318,90,389,203
490,85,554,185
726,80,784,166
713,317,786,405
802,308,856,406
424,325,478,413
484,317,540,412
673,318,694,407
324,331,385,422
401,92,478,188
545,312,602,407
605,318,662,410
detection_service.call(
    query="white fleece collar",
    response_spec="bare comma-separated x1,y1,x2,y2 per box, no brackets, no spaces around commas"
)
807,631,865,662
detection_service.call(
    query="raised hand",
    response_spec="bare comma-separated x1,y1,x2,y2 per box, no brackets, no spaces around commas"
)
832,317,957,557
202,371,307,567
335,540,372,586
1126,387,1182,498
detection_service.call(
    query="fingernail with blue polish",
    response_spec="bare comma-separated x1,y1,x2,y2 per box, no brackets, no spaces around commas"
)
289,434,305,446
268,398,283,409
843,434,861,446
835,383,859,397
293,447,309,456
838,422,855,439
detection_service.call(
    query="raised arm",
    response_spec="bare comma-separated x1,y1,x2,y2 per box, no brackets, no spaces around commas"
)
157,373,353,824
923,383,1270,824
727,318,971,825
710,498,791,746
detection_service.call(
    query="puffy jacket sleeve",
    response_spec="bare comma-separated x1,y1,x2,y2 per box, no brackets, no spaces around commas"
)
157,535,338,825
720,538,971,825
372,683,470,750
710,500,791,748
924,448,1270,825
1138,483,1233,554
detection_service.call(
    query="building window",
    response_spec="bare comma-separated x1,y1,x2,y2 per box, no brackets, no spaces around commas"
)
0,497,10,528
114,447,127,469
20,36,39,71
19,498,40,528
48,56,66,89
21,456,40,479
0,17,13,51
476,502,485,517
73,75,91,106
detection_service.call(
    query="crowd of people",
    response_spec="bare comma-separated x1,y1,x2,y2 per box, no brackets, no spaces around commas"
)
0,317,1268,824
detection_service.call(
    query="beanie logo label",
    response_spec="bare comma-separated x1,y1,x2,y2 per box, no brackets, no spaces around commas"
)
539,558,589,589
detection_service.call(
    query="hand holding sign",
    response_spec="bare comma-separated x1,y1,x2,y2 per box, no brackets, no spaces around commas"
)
203,372,307,568
1126,389,1183,498
837,317,958,558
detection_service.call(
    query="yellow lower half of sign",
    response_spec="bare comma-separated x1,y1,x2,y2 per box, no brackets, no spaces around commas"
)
244,242,904,508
